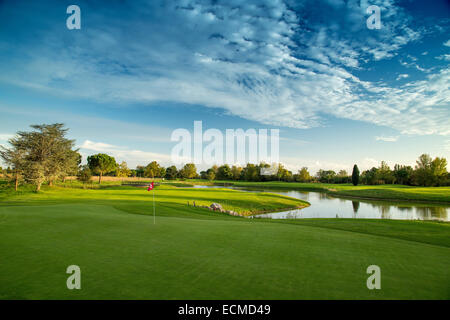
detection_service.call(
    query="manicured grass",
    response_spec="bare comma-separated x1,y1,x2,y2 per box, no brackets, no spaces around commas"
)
0,184,308,216
186,180,450,203
0,185,449,299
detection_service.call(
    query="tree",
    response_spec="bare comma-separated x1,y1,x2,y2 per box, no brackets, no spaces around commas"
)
144,161,164,178
296,167,311,182
376,161,394,184
1,124,77,191
317,169,336,183
116,161,131,178
414,154,433,186
352,164,360,186
242,163,260,181
179,163,197,179
393,164,413,185
87,153,117,184
61,150,81,183
206,168,215,181
431,157,448,186
231,165,243,180
0,141,25,191
361,167,378,185
165,166,178,180
135,166,145,178
77,165,92,184
217,164,233,180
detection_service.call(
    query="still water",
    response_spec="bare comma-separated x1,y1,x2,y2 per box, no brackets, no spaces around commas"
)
193,185,449,221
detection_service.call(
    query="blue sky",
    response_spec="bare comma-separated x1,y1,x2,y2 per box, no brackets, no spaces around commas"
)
0,0,449,173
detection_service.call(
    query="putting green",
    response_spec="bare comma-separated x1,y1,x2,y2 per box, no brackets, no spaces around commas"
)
0,185,449,299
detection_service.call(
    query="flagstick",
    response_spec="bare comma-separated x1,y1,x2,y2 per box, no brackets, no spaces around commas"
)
153,188,155,225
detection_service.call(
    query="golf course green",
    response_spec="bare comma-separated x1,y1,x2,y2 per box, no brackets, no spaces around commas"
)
0,182,449,299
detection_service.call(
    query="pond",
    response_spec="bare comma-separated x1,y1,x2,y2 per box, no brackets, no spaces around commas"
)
192,185,449,221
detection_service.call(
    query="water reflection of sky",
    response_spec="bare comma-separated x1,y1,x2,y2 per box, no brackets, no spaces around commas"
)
192,186,449,221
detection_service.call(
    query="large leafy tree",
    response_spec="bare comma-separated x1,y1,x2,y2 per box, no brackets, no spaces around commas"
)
179,163,197,179
165,166,178,180
230,165,242,180
145,161,164,178
242,163,260,181
414,154,433,186
1,124,77,191
87,153,117,184
217,164,233,180
116,161,131,178
351,164,360,186
431,157,448,186
296,167,311,182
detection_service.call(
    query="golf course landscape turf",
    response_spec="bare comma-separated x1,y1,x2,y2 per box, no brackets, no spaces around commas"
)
0,181,449,299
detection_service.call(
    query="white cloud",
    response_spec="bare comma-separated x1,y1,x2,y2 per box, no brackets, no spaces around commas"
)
0,134,13,141
80,140,172,168
396,74,409,80
375,136,398,142
436,54,450,61
443,40,450,47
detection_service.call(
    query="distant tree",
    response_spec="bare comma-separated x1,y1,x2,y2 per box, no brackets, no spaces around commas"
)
77,165,92,184
0,141,25,191
431,157,448,186
206,168,215,181
240,164,257,181
376,161,394,184
296,167,311,182
361,167,378,185
135,166,145,178
217,164,233,180
179,163,197,179
87,153,117,184
413,154,433,186
116,161,131,178
165,166,178,180
351,164,360,186
144,161,163,178
393,164,413,185
276,164,292,182
231,165,243,180
317,169,336,183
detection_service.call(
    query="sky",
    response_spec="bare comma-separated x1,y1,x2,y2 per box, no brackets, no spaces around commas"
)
0,0,449,174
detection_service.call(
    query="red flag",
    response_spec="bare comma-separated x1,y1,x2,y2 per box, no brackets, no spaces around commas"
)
147,182,154,191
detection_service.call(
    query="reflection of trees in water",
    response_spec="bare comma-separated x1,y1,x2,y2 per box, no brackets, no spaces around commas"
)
396,206,413,212
352,201,360,214
378,204,391,219
299,191,309,201
414,207,448,220
318,192,329,200
285,212,298,219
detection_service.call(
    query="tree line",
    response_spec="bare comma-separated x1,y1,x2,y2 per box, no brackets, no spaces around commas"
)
1,124,448,190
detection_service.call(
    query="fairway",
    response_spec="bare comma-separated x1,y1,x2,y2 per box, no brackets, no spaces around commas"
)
0,185,449,299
